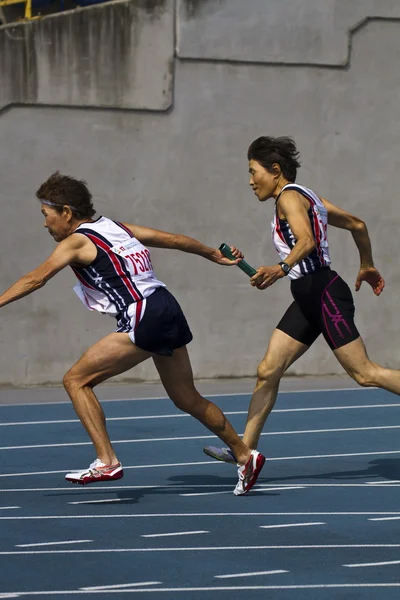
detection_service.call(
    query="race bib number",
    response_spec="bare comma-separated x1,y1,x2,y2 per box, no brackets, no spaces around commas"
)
111,240,154,275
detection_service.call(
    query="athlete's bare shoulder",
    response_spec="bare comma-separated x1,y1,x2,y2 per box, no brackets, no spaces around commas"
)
277,188,309,219
59,232,97,267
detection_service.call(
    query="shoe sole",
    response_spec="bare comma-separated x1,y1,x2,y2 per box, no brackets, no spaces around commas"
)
66,470,124,486
234,453,266,496
203,447,236,464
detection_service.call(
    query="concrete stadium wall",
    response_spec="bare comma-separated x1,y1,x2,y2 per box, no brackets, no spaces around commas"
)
0,0,400,385
0,0,174,110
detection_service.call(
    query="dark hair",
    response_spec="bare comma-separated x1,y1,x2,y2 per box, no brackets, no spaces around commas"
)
247,136,301,182
36,172,96,219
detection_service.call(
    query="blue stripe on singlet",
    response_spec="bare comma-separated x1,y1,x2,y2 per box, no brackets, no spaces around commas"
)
276,185,325,275
114,221,134,238
76,227,143,304
288,186,326,270
73,262,125,313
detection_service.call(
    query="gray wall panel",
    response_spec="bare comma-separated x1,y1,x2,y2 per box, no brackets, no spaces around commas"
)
0,2,398,384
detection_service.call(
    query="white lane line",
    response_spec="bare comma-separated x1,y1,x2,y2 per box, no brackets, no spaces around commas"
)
1,511,400,521
369,516,400,521
181,486,305,497
0,437,215,451
16,540,92,548
0,418,81,427
180,491,233,497
141,531,208,538
109,387,370,397
0,415,188,427
260,522,325,530
266,425,400,435
7,421,400,449
0,412,244,427
261,483,400,487
2,400,397,427
273,402,396,413
0,506,20,510
0,481,398,490
0,460,216,478
2,544,400,555
69,498,134,505
0,484,242,493
253,486,305,493
2,431,400,451
367,480,400,485
0,386,371,408
256,483,393,488
0,481,397,489
215,570,288,579
344,560,400,568
268,450,400,461
81,582,161,591
0,470,71,478
1,583,400,595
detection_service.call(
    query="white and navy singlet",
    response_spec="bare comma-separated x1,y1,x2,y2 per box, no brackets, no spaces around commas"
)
71,217,192,355
272,183,331,279
273,184,360,350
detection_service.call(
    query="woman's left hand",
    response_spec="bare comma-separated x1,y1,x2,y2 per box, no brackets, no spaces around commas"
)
355,266,385,296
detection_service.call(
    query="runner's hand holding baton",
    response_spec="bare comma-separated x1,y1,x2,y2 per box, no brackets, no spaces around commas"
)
219,243,257,277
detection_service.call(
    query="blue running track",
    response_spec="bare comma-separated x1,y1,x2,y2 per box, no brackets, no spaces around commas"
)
0,386,400,599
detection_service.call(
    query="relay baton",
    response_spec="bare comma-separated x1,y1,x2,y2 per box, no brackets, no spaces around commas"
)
219,243,257,277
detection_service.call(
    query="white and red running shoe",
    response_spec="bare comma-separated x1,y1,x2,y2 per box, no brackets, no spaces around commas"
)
233,450,265,496
65,459,123,485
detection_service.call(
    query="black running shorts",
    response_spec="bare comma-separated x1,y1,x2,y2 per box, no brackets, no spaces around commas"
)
118,287,193,356
276,267,360,350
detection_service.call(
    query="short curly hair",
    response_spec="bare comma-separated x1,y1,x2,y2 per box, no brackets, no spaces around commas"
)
36,172,96,219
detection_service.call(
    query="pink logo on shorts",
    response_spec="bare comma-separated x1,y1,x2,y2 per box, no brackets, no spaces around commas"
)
322,290,352,339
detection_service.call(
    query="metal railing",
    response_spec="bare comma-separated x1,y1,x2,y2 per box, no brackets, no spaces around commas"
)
0,0,35,20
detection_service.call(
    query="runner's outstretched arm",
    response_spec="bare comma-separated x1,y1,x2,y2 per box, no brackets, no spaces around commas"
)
0,234,94,307
121,223,242,266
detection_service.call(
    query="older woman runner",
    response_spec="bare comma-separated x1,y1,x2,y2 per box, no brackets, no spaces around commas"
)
0,172,265,496
204,135,395,464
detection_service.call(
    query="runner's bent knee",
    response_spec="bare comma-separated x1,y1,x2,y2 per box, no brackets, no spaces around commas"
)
63,365,96,392
170,389,201,413
257,359,285,385
63,369,82,393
